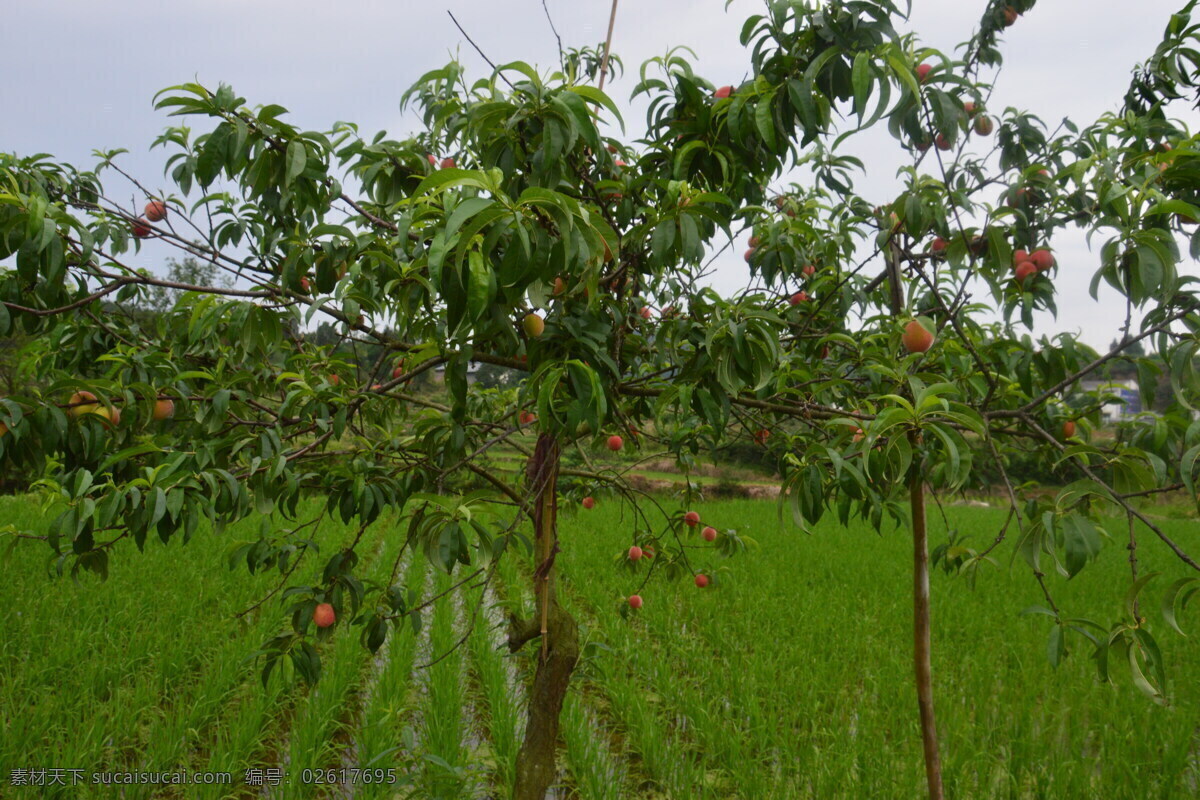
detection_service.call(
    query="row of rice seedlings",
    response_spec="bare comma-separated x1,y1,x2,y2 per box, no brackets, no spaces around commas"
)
551,582,712,798
556,499,1200,798
558,502,888,797
490,545,639,800
464,580,524,797
0,499,317,794
453,581,496,798
151,515,390,799
350,549,428,799
556,499,819,796
268,522,407,799
414,568,471,797
189,517,394,800
559,691,627,800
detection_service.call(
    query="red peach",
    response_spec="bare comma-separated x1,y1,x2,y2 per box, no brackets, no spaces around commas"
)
902,319,934,353
144,200,167,222
1015,261,1037,285
1030,249,1054,271
313,603,336,628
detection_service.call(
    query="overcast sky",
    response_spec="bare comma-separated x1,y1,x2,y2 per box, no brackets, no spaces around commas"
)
4,0,1199,350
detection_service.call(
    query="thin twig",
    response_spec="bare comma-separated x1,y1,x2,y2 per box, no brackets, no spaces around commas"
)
447,11,516,90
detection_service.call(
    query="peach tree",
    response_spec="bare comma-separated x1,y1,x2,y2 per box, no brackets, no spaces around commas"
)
3,1,1200,797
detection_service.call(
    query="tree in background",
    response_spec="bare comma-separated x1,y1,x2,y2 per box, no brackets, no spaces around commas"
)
139,255,235,314
3,2,1200,798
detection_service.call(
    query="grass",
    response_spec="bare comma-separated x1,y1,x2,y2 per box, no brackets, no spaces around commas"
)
1,493,1198,799
553,498,1200,799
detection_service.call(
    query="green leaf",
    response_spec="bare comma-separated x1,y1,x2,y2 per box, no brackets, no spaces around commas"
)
1047,624,1066,667
1061,515,1102,578
1162,576,1198,635
285,141,307,186
566,86,625,130
851,51,871,120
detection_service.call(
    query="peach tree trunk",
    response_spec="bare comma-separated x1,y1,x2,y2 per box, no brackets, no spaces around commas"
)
508,433,579,800
889,240,944,799
910,464,944,800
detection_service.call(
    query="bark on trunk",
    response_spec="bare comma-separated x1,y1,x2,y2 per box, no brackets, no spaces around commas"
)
508,433,580,800
510,598,579,800
910,470,944,800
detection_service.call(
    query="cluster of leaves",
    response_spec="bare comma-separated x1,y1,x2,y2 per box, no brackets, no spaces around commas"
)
0,0,1197,702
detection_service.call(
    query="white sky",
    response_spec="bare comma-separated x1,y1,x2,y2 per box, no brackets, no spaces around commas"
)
4,0,1199,350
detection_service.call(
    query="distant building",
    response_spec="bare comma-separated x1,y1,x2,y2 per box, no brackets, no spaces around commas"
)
1080,379,1141,423
433,361,483,385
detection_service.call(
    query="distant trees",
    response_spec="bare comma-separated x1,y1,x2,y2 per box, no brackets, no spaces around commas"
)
140,256,235,314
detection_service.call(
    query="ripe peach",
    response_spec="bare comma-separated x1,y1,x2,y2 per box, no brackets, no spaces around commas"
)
931,237,948,256
144,200,167,222
973,115,994,136
916,63,933,83
522,313,545,338
607,434,624,452
695,574,709,588
131,219,152,238
684,511,701,527
935,133,952,151
802,264,816,277
1015,261,1037,285
628,545,643,561
1030,249,1054,271
1062,420,1076,438
902,319,934,353
313,603,336,628
440,157,456,169
68,391,99,417
628,594,643,609
789,291,809,305
702,526,718,542
582,496,595,509
745,248,756,263
152,398,175,421
93,405,121,428
640,306,652,320
714,85,733,99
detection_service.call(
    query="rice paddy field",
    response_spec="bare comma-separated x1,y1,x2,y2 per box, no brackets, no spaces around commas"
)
1,493,1198,799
